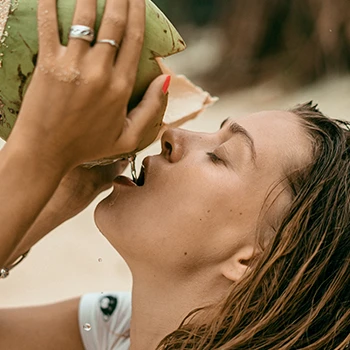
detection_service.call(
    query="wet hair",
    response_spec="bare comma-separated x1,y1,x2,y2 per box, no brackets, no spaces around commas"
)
157,102,350,349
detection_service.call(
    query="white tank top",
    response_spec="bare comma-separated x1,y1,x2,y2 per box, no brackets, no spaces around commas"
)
79,292,131,350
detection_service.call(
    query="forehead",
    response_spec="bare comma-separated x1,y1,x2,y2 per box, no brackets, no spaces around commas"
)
231,110,311,172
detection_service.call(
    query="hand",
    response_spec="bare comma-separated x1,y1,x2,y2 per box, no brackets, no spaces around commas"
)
8,0,168,173
3,160,128,265
50,160,129,221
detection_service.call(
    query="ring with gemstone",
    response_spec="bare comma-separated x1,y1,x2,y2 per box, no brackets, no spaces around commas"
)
69,25,95,43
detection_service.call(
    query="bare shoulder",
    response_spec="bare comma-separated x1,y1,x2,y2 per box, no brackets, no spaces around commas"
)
0,297,84,350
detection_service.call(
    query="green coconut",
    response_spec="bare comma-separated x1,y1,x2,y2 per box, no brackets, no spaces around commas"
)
0,0,186,146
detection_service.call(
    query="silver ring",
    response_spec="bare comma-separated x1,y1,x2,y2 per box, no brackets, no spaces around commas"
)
96,39,120,50
69,25,95,43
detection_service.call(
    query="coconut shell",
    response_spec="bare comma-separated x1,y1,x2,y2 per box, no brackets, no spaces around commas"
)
0,0,186,140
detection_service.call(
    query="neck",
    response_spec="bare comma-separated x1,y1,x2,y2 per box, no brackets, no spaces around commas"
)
129,269,229,350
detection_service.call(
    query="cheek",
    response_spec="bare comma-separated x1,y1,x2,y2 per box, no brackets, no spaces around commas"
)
93,185,230,268
93,166,260,271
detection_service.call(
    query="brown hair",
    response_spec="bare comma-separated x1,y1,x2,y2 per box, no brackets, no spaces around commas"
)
157,102,350,349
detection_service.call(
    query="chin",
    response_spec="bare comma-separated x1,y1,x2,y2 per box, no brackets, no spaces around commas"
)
94,194,112,234
93,190,134,241
93,194,144,265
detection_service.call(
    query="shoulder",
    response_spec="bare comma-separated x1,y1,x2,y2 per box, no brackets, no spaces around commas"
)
79,292,131,350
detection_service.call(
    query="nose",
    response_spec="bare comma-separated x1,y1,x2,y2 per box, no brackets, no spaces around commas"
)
161,128,212,163
161,128,187,163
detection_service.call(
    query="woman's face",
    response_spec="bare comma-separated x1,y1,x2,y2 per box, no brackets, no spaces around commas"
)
95,110,311,276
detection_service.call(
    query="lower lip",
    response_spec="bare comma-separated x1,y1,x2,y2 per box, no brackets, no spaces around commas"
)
113,176,137,187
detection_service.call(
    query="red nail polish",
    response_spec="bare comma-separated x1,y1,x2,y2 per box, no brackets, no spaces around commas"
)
162,75,171,94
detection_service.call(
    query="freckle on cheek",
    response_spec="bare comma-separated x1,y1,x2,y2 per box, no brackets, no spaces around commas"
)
184,252,188,256
239,212,243,216
207,210,211,213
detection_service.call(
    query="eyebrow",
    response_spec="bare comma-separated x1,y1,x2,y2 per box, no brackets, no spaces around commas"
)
220,118,257,165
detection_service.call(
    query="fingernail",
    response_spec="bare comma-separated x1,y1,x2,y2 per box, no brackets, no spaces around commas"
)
162,75,171,94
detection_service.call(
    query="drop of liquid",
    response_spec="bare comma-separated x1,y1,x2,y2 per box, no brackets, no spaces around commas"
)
83,323,91,332
98,258,102,262
128,155,137,183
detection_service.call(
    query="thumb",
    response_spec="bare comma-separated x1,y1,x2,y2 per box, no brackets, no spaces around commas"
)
115,74,170,155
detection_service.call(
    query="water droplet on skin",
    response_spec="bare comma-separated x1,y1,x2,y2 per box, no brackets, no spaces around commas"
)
108,197,117,207
83,323,91,331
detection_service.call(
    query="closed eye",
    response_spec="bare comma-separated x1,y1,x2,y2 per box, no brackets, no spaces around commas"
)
207,152,225,165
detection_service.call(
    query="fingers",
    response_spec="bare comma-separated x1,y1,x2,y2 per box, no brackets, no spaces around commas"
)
93,0,128,67
67,0,97,57
91,162,121,191
37,0,60,57
115,159,129,175
113,0,146,96
114,75,169,155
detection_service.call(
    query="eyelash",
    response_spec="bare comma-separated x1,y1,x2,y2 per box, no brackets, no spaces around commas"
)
207,152,225,165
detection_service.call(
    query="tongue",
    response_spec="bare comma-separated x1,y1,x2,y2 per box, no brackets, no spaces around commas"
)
114,175,137,187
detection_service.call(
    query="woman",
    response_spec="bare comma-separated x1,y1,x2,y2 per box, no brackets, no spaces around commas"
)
92,103,350,350
0,1,349,350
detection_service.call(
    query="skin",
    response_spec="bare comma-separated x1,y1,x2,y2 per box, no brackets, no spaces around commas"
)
0,1,313,349
94,110,312,349
0,110,312,350
0,0,168,266
0,0,166,348
4,160,128,266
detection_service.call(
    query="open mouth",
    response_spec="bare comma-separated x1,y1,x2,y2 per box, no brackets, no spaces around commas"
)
128,155,146,187
114,160,146,187
134,164,145,186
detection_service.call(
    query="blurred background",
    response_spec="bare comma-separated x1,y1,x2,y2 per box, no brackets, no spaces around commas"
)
1,0,350,307
156,0,350,92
